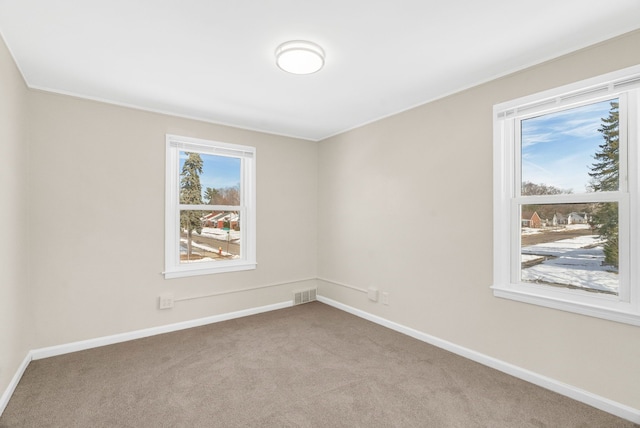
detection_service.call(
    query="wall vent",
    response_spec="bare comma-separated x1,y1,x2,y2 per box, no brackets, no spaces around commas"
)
293,288,317,305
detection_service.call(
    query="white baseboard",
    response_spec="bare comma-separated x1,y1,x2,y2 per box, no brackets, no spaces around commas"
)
0,352,31,417
31,300,292,360
317,295,640,424
0,300,291,417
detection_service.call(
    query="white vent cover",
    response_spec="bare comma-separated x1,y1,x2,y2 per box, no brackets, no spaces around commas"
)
294,288,317,305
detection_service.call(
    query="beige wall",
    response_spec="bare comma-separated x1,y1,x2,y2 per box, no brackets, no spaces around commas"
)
0,35,32,398
27,91,318,347
317,30,640,409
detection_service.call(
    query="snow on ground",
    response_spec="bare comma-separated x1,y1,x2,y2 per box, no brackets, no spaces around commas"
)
521,234,618,294
521,254,544,264
199,227,240,242
180,238,237,258
178,227,241,262
522,224,591,236
522,234,604,256
555,224,592,231
521,227,542,235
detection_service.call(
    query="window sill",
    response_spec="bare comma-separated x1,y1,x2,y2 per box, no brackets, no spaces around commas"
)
164,262,257,279
491,285,640,327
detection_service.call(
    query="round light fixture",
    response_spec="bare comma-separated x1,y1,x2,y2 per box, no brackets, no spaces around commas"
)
275,40,325,75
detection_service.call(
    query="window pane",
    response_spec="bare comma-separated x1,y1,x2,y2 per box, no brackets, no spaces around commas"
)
180,210,241,263
521,99,618,195
520,203,618,295
179,151,241,205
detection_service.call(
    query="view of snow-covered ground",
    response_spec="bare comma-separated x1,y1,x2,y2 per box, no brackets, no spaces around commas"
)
521,228,543,236
179,227,241,262
199,227,240,242
521,232,618,294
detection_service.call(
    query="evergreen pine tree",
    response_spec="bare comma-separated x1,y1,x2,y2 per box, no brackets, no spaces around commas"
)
204,187,220,205
588,101,619,267
180,152,204,259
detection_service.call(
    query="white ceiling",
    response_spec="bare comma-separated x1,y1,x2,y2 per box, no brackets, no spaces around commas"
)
1,1,639,141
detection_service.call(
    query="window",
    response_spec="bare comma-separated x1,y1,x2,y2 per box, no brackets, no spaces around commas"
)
165,135,256,278
492,66,640,325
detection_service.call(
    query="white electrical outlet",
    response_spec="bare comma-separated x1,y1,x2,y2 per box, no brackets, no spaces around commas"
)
159,293,174,309
367,287,379,302
381,292,390,305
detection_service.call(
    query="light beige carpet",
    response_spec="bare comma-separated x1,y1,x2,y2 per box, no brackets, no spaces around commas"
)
1,302,636,427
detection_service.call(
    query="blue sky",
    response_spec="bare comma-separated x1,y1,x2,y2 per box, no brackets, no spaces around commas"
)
179,152,241,192
521,98,616,193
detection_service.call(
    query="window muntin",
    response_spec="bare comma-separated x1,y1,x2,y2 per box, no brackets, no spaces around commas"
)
493,65,640,325
165,135,256,278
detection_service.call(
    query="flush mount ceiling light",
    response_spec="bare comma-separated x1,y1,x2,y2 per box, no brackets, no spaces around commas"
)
275,40,325,75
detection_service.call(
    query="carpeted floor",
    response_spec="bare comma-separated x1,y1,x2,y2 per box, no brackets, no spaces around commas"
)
1,301,636,427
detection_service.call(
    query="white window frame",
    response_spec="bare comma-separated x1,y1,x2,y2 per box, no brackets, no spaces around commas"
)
164,134,256,279
492,65,640,326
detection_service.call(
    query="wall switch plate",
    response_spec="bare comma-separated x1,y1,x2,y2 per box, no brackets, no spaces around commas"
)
381,292,390,305
367,287,379,302
159,293,174,309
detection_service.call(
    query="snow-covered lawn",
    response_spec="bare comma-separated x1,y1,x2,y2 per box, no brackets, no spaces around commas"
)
521,234,618,294
521,227,543,236
179,227,241,262
180,238,238,259
199,227,240,242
